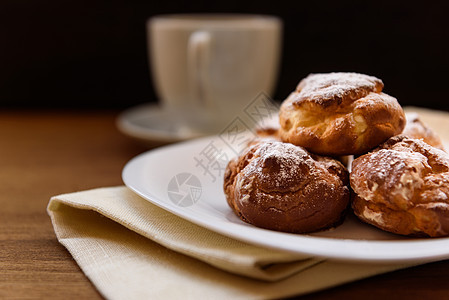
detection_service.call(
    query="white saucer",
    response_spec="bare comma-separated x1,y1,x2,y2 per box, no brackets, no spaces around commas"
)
116,103,208,147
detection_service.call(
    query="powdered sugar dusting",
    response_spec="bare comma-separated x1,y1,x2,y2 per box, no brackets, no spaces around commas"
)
246,141,314,191
352,137,449,210
352,149,427,205
236,141,345,195
295,72,383,105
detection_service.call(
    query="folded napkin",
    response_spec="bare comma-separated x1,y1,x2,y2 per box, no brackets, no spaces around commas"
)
47,186,416,300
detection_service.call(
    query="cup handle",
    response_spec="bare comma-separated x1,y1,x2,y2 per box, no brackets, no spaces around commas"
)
187,31,212,108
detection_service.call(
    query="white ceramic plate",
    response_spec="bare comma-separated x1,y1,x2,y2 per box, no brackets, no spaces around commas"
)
122,135,449,263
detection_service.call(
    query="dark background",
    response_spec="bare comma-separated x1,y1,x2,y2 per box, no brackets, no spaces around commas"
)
1,0,448,110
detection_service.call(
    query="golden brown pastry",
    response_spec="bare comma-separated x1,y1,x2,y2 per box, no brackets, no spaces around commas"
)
247,123,281,147
254,126,280,140
247,113,282,145
279,72,406,156
224,140,350,233
402,112,445,151
350,135,449,237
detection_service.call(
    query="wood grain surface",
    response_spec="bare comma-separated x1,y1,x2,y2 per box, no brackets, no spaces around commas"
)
1,110,448,299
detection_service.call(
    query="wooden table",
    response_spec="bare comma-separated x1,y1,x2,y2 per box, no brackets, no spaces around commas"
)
1,110,449,299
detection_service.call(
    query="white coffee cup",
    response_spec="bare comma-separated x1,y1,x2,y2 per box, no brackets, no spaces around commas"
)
147,14,282,134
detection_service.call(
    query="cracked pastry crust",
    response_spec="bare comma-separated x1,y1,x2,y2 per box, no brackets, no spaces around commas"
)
350,135,449,237
223,140,350,233
402,112,445,151
279,72,406,156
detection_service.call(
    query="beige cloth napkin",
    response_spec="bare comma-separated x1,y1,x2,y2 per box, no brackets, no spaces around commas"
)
47,186,416,300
